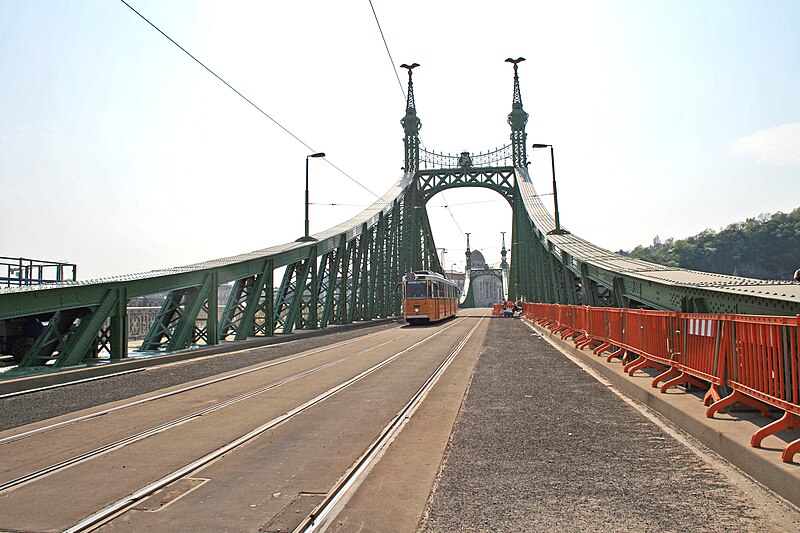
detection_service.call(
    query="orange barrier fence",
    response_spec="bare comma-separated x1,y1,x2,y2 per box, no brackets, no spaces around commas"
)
521,302,800,464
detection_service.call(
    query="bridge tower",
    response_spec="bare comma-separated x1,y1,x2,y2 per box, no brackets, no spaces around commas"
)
401,63,421,173
500,232,509,270
399,64,439,275
465,233,472,271
506,57,528,168
507,58,531,303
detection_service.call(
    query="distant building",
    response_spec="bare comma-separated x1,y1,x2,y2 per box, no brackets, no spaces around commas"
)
469,250,504,307
218,283,233,305
128,284,234,309
470,250,488,269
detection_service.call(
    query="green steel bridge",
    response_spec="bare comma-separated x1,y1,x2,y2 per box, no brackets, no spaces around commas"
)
1,60,799,370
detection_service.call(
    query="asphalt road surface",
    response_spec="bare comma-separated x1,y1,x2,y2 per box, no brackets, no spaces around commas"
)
421,317,800,532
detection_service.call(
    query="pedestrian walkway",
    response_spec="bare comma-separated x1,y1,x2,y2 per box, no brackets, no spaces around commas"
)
422,317,800,531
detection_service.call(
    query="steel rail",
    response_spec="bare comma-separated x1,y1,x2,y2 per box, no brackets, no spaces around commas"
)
0,332,383,445
296,314,484,532
0,323,392,400
0,335,403,495
0,368,146,400
63,317,468,532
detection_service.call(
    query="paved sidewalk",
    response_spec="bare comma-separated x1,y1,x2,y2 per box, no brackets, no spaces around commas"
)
422,317,800,532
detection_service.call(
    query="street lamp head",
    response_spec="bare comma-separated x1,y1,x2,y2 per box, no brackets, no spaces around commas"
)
505,57,526,64
531,144,551,149
309,152,326,158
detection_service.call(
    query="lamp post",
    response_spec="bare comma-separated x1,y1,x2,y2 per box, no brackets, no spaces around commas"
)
300,152,326,242
531,144,569,235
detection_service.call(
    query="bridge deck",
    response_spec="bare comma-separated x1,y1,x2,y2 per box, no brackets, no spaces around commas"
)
1,314,798,530
415,317,800,530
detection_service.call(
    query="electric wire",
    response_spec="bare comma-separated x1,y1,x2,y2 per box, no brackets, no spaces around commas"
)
368,0,481,241
310,198,507,208
118,0,380,199
437,191,465,238
368,0,406,102
446,198,507,206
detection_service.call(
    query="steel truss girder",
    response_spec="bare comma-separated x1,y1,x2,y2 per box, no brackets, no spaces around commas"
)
18,287,124,368
316,240,343,329
139,288,191,351
514,169,800,315
218,275,255,341
417,167,516,205
275,252,316,334
385,202,402,316
346,227,369,323
367,213,392,320
164,274,216,352
6,157,800,371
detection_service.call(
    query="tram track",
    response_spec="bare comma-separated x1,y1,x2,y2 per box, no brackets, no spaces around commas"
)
0,335,402,494
0,332,383,445
296,315,484,532
58,316,472,532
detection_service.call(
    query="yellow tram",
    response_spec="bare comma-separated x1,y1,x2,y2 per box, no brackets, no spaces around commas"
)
402,270,459,325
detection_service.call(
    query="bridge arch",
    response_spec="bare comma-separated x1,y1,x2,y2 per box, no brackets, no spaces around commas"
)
417,166,516,206
415,146,517,206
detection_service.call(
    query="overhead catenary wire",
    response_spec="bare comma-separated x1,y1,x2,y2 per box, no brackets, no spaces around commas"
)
368,0,406,102
366,0,488,242
118,0,380,199
310,198,509,208
430,191,465,239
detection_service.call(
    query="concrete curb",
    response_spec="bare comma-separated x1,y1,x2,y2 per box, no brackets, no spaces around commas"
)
526,318,800,507
0,318,403,396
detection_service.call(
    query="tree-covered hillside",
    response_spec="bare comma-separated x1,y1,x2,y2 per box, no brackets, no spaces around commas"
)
625,208,800,281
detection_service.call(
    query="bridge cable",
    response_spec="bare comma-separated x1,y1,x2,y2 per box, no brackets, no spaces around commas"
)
311,198,507,208
368,0,406,102
436,192,466,238
367,0,476,242
118,0,380,199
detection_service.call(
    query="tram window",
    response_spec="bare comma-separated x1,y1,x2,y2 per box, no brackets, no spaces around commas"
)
405,281,428,299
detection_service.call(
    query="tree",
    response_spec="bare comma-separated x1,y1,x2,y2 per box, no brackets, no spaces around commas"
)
627,208,800,280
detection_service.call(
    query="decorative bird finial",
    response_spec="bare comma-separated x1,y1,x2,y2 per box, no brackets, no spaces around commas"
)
505,57,526,74
400,63,420,74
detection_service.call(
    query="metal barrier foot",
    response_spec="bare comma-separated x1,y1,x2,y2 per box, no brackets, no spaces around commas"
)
706,390,770,419
604,347,624,362
782,436,800,463
703,385,722,406
659,371,707,394
652,367,680,389
578,337,601,351
559,327,576,340
751,411,799,448
625,356,667,377
592,341,611,355
622,354,641,374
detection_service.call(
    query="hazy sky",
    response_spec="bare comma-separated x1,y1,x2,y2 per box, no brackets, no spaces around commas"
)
1,0,799,279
